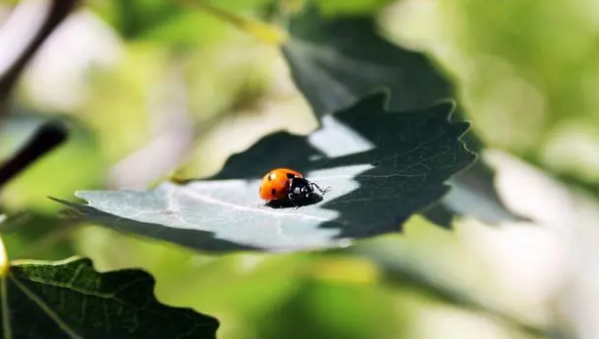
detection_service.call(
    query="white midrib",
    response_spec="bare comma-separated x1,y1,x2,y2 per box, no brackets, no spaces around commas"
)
181,188,334,223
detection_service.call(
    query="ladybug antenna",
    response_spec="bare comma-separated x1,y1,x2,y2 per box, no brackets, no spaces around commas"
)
311,182,330,195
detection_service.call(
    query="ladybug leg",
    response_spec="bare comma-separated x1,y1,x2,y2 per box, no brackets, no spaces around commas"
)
288,193,301,209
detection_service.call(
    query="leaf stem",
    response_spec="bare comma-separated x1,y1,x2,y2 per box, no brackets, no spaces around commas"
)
0,216,10,337
0,120,68,190
1,276,11,339
170,0,288,45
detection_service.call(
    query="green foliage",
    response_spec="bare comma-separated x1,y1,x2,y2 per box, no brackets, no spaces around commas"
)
1,257,218,338
0,0,588,338
91,0,277,47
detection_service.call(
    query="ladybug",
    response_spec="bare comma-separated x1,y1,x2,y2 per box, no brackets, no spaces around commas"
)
259,168,328,207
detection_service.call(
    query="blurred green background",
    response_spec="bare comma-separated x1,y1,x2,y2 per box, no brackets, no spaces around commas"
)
2,0,599,338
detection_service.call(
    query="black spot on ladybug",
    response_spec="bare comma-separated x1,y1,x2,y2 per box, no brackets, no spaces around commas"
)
267,173,274,181
286,172,296,179
271,188,276,195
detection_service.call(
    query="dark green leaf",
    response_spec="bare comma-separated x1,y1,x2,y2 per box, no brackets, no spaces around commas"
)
281,4,450,118
54,92,475,252
1,257,219,338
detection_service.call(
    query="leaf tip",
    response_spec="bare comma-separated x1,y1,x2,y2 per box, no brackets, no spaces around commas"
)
47,195,87,219
47,195,72,206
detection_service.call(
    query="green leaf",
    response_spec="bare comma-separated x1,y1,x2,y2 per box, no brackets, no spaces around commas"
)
281,4,450,118
0,257,219,338
54,92,475,252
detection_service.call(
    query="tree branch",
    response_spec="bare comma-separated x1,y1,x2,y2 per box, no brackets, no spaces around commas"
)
0,120,68,190
0,0,82,122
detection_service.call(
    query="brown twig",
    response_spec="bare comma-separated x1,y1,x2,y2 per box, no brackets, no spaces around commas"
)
0,120,68,190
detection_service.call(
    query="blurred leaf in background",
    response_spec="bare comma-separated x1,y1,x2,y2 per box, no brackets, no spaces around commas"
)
281,2,450,118
256,275,404,339
380,0,599,195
